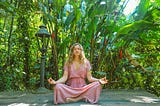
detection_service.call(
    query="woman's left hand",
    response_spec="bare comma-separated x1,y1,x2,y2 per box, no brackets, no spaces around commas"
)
99,77,108,84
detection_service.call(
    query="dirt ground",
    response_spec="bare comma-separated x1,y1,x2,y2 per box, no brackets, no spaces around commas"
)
0,89,160,106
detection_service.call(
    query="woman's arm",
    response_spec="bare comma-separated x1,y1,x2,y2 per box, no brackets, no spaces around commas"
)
87,71,99,82
48,70,68,85
87,71,108,84
56,70,68,84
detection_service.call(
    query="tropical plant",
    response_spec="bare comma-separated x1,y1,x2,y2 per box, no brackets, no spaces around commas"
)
0,0,159,96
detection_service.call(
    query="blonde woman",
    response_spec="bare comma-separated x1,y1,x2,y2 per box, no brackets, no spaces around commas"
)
48,43,108,104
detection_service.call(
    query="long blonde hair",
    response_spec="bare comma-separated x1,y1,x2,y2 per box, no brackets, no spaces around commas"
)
66,43,86,65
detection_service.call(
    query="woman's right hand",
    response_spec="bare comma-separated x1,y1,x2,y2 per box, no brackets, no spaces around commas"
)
99,77,108,85
48,78,56,85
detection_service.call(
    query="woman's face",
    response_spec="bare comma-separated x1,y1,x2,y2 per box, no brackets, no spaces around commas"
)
73,45,82,57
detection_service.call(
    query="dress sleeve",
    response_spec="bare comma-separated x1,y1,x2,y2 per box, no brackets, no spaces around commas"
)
64,63,69,72
86,59,91,71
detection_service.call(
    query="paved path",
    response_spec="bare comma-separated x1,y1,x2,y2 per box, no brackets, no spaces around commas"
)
0,89,160,106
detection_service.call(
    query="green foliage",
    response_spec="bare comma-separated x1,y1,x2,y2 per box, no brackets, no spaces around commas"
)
134,0,150,20
144,71,160,97
0,0,159,97
0,1,14,15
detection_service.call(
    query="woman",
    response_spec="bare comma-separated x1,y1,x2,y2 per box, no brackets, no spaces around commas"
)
48,43,108,104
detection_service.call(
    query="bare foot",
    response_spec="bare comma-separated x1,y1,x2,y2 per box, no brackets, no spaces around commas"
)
66,97,82,103
66,98,76,103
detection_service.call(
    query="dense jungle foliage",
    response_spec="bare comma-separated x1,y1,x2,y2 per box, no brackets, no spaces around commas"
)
0,0,160,96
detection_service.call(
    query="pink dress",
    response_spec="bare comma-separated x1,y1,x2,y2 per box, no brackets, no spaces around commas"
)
54,60,102,104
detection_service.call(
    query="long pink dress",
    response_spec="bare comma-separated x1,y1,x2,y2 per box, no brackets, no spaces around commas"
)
54,60,102,104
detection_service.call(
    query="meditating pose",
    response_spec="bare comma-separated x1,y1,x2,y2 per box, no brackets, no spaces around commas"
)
48,43,108,104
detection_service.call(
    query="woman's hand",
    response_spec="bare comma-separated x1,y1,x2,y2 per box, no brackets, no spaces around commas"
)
48,78,56,85
99,77,108,84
